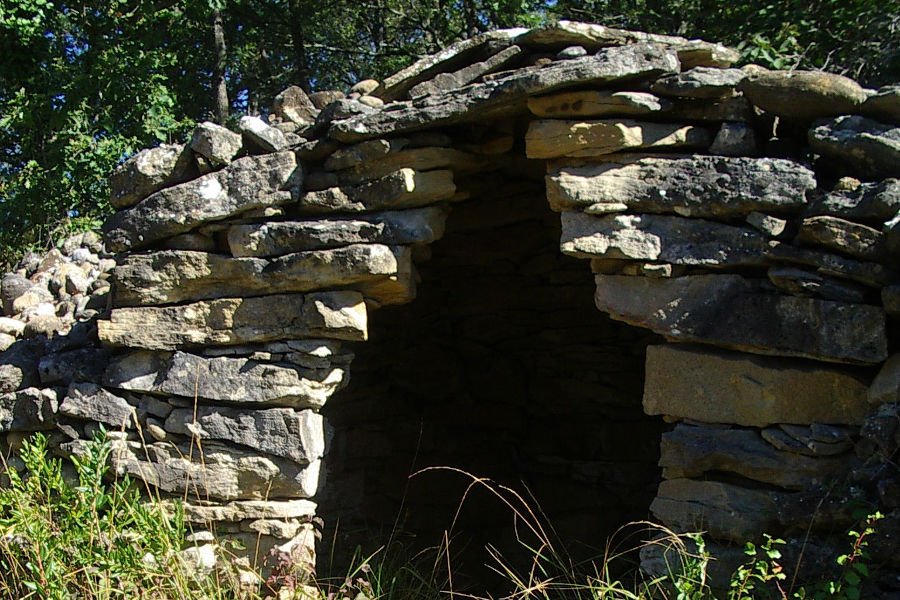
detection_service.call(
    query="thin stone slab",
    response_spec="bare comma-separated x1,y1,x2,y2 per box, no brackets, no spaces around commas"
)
767,266,867,303
805,179,900,223
298,169,455,213
514,20,739,68
104,350,346,410
527,90,669,118
112,245,407,306
171,499,317,523
164,407,325,464
797,216,887,262
331,43,680,142
97,292,368,350
525,119,711,159
651,478,781,542
311,148,488,188
546,155,815,215
809,115,900,179
666,96,754,122
560,212,768,266
660,424,852,490
103,152,298,253
62,438,320,501
650,67,746,99
323,139,401,171
766,241,898,288
594,274,887,364
227,207,448,257
739,70,868,120
643,344,870,426
376,29,525,101
861,85,900,124
409,45,524,98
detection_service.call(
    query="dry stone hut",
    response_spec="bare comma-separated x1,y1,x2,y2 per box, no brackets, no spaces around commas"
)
1,19,899,592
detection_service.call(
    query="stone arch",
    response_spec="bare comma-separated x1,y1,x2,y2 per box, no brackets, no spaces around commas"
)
2,19,898,592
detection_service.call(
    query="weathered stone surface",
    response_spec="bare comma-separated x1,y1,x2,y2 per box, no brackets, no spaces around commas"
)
298,168,455,213
527,90,669,118
408,44,524,98
884,284,900,315
643,344,871,425
228,207,447,257
97,292,368,350
62,438,321,501
560,212,767,266
767,267,867,303
870,354,900,405
546,155,815,215
797,216,887,261
189,121,243,166
805,179,900,223
0,339,43,393
777,424,853,456
0,387,57,432
651,67,745,99
0,316,26,338
108,144,194,209
321,147,488,187
173,499,317,522
809,115,900,179
331,43,679,142
103,152,298,253
376,29,524,100
2,274,36,316
766,241,898,288
59,382,134,428
0,334,14,351
709,122,757,156
596,275,887,363
739,70,868,120
651,478,780,542
112,245,406,306
122,350,343,410
238,116,287,153
861,85,900,124
515,21,739,68
324,139,402,171
164,406,325,463
273,86,319,125
660,424,851,489
667,96,754,122
525,119,710,159
37,347,109,385
746,212,788,238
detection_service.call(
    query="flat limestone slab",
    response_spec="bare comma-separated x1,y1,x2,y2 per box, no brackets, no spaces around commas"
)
546,155,815,215
525,119,711,159
651,478,780,542
62,438,320,501
103,152,298,253
644,345,870,426
330,43,679,142
112,245,407,306
298,169,456,213
560,212,768,266
104,350,346,410
527,90,670,118
227,206,448,257
98,292,368,350
660,423,853,490
594,274,887,364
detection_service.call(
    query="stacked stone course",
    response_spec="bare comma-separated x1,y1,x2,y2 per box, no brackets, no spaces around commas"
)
1,19,899,589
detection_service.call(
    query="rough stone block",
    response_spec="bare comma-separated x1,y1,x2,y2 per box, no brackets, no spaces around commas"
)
643,344,871,425
525,119,711,159
97,292,368,350
594,275,887,364
298,169,455,213
0,387,57,432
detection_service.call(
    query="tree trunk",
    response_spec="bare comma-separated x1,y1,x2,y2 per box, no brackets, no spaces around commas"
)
212,7,229,123
288,0,312,92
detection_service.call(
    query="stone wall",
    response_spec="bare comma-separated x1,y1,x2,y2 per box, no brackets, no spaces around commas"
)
0,19,898,591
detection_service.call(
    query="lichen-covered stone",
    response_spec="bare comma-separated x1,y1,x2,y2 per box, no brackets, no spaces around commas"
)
103,152,298,253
